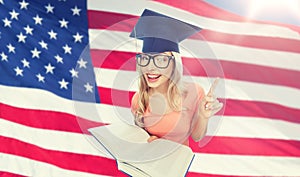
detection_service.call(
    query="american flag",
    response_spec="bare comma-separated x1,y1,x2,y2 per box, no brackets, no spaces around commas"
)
1,0,300,177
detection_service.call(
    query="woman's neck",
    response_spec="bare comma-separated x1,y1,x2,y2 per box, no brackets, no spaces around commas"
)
151,82,169,95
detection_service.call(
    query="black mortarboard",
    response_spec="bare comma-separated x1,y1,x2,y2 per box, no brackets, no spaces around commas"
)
130,9,201,53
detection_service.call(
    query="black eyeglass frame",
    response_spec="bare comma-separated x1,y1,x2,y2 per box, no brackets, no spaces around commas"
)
136,53,175,69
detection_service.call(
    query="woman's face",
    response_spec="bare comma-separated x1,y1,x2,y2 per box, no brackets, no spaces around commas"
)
138,52,174,91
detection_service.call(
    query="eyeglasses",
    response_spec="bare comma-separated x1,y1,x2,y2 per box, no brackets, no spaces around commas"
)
136,53,175,69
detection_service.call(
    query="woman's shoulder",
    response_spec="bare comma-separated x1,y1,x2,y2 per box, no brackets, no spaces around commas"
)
183,81,205,96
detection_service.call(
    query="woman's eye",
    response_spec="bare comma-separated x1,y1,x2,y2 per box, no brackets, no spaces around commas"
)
158,56,168,62
142,57,149,60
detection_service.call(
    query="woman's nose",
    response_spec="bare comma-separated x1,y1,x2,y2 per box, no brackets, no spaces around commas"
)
147,59,156,70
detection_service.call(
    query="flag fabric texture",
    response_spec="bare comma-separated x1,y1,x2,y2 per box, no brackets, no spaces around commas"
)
1,0,300,177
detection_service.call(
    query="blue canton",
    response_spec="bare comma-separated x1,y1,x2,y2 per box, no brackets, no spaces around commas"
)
0,0,100,103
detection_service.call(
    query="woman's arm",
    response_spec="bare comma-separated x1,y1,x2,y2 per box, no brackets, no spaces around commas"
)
191,79,223,142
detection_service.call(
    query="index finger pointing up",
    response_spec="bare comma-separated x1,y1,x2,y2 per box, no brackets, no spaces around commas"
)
207,78,220,96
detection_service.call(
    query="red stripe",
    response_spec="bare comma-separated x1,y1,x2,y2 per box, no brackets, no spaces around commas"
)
189,137,300,157
0,136,127,176
98,87,300,124
88,10,137,31
88,10,300,54
200,30,300,54
0,103,106,134
91,50,300,89
154,0,300,33
187,172,251,177
225,99,300,124
154,0,246,22
0,172,27,177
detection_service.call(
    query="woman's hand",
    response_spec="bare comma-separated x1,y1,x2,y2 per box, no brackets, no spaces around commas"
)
147,135,158,143
199,78,223,119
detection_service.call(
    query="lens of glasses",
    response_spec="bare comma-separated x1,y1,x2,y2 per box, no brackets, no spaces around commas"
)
136,54,173,68
153,55,170,68
136,54,150,66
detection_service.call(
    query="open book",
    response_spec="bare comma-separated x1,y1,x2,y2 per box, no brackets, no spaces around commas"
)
88,122,195,177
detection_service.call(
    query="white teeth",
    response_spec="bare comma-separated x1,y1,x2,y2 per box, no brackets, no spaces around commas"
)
147,74,160,79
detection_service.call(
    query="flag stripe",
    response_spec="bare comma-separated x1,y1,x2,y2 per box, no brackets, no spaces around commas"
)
87,0,300,39
0,171,26,177
154,0,300,33
189,137,300,157
0,153,116,177
155,0,300,32
0,103,105,133
0,136,124,176
91,49,300,89
190,153,300,176
88,10,300,54
89,30,300,72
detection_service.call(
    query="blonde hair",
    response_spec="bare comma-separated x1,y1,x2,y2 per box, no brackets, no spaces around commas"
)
134,51,184,127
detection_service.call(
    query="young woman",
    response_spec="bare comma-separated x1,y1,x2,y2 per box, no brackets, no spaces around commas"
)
130,9,223,146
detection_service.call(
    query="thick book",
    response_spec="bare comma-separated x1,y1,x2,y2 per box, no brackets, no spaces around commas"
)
88,122,195,177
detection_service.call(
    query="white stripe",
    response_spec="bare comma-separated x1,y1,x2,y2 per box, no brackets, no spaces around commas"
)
0,118,112,157
208,116,300,141
191,153,300,176
0,153,110,177
87,0,300,40
89,29,300,72
94,68,300,110
0,84,129,124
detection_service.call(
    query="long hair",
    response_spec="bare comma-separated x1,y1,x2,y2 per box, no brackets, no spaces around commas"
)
134,51,184,127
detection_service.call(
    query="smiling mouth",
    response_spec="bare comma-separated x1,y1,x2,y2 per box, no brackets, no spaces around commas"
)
146,74,161,82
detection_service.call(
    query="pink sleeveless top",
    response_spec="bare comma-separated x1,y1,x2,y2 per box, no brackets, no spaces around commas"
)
131,83,204,146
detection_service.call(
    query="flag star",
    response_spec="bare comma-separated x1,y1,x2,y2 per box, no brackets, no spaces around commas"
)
21,58,30,68
54,54,63,63
77,58,87,69
0,0,4,4
45,3,54,13
10,9,19,20
73,32,83,43
84,82,93,93
14,66,23,76
45,63,55,74
19,0,29,10
3,18,12,27
39,40,48,49
17,32,27,43
59,18,68,28
24,25,33,35
31,48,41,59
36,73,45,83
33,14,43,25
58,78,69,89
48,30,57,39
71,6,81,16
62,44,72,54
1,52,8,62
7,44,15,53
69,68,79,78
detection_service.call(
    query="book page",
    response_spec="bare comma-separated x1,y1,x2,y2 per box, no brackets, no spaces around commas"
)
118,143,194,177
89,122,194,166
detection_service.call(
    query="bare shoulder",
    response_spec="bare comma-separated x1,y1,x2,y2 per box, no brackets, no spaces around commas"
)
183,82,205,96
